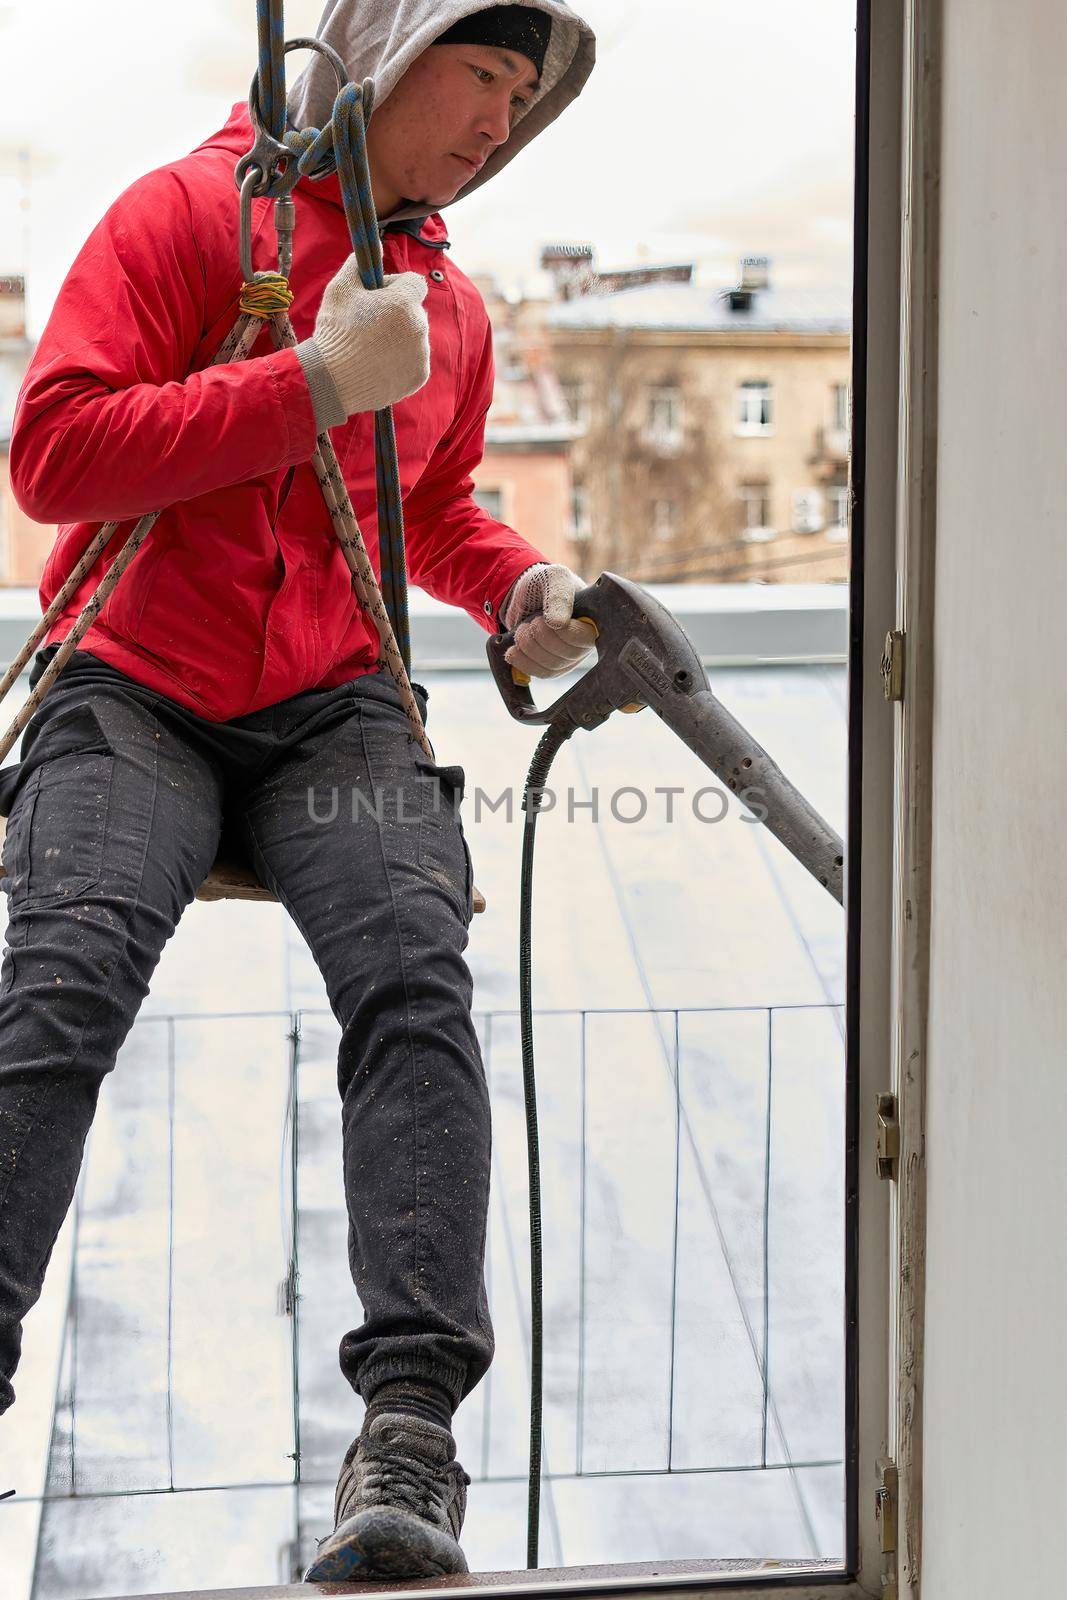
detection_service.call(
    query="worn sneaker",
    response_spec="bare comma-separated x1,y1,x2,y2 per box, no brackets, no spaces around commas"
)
303,1411,472,1582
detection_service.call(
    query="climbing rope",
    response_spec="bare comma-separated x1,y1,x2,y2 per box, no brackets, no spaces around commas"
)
236,15,415,677
0,303,270,762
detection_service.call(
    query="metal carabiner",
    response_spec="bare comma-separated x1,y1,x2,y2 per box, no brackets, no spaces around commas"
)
234,35,354,200
239,166,262,284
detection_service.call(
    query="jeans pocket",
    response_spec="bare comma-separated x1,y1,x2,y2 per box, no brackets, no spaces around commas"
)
0,767,41,902
13,753,115,906
417,761,472,925
459,829,475,925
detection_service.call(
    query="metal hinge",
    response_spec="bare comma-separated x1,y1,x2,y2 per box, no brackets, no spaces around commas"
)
876,1092,900,1180
876,1456,898,1554
881,630,905,701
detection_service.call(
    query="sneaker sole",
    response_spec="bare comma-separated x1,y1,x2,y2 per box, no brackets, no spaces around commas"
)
303,1505,469,1583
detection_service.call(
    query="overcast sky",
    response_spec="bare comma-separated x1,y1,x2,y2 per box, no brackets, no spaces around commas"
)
0,0,856,336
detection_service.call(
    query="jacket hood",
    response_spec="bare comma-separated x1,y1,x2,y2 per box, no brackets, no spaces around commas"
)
286,0,595,221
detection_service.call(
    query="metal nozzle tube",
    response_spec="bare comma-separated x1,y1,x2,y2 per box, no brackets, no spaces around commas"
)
655,685,844,905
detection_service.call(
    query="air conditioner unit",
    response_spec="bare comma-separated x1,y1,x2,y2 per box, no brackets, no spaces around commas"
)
792,488,825,534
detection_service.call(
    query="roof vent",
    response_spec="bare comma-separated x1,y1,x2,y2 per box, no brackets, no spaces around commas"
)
726,256,771,313
740,255,771,290
540,243,597,301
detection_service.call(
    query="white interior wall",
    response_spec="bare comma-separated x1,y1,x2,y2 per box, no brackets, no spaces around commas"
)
923,3,1067,1594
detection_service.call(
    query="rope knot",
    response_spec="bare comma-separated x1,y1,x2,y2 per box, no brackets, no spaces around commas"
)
239,272,294,319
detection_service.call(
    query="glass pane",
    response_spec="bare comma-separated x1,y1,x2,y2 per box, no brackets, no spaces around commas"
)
3,0,857,1588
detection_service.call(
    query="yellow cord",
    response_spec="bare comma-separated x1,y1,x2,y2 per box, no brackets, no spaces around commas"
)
239,273,294,319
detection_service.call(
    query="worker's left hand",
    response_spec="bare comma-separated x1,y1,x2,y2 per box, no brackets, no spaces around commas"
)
500,563,596,678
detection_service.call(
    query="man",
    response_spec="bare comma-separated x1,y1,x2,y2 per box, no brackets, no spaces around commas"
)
1,1,596,1581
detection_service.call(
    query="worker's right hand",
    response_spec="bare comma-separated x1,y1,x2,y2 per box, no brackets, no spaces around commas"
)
296,257,431,429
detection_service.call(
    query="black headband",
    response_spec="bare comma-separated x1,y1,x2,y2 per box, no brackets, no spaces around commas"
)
433,6,552,80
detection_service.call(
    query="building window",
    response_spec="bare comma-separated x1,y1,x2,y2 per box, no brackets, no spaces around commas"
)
792,487,825,534
736,380,775,436
646,384,684,448
570,483,592,542
827,483,850,541
831,382,850,432
473,486,505,520
560,378,591,430
651,498,677,541
739,480,774,542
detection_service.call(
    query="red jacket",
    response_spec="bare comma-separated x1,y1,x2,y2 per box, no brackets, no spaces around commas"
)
9,104,547,721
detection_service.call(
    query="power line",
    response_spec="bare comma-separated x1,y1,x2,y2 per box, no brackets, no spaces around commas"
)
628,542,850,584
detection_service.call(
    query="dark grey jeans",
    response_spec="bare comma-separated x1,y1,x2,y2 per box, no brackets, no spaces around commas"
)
0,648,493,1419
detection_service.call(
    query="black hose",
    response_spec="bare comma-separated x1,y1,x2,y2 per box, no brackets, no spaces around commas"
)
519,718,574,1568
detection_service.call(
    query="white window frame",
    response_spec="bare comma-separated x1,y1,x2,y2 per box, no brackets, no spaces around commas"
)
645,384,684,449
560,377,592,431
740,481,774,542
792,487,826,534
827,484,851,541
569,482,592,543
832,381,851,433
735,379,775,436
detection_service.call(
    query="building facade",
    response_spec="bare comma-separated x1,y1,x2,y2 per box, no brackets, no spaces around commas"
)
0,259,851,598
545,255,852,584
469,272,577,567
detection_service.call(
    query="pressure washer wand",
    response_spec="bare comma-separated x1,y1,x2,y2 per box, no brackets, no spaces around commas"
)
649,683,844,903
487,570,844,905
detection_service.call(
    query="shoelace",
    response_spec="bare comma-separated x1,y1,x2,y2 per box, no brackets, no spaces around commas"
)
349,1435,471,1526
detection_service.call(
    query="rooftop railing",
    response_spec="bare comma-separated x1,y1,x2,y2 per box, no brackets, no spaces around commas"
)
8,1001,845,1590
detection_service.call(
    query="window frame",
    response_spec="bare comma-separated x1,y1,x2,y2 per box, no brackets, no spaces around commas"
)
792,486,827,534
2,3,921,1597
739,479,775,542
560,376,592,431
473,483,507,522
832,381,851,433
569,481,593,543
735,379,776,437
309,6,889,1596
827,484,851,541
651,496,678,541
645,383,685,449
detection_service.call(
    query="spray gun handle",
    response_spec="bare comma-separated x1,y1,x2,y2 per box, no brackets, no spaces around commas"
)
486,595,600,723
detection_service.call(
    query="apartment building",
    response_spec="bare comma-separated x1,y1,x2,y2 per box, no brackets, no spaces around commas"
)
545,254,852,583
468,272,577,567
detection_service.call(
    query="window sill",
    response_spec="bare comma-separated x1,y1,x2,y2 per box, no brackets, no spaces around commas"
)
137,1556,858,1600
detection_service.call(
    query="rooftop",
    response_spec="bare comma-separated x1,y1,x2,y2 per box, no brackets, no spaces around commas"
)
548,281,852,336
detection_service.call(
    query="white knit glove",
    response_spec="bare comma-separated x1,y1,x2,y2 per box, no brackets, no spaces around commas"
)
501,563,596,678
295,257,430,430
